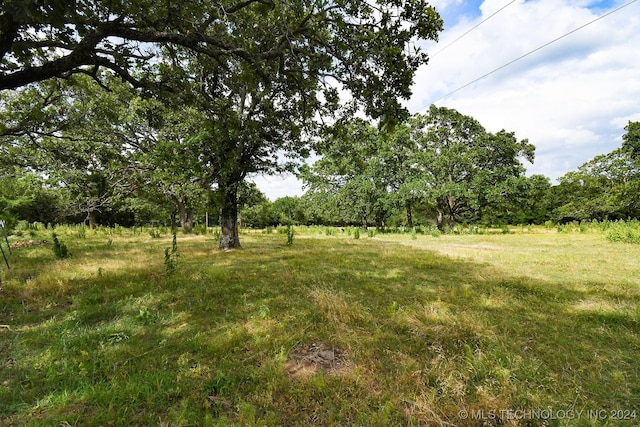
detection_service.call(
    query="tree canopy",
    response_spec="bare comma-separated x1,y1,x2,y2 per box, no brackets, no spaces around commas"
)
1,0,444,247
1,0,442,124
303,106,535,230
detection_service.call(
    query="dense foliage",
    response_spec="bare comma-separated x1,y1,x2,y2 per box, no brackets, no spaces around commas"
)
1,0,444,248
0,2,638,234
2,117,639,231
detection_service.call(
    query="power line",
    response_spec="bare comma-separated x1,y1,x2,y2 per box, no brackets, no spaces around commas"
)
428,0,638,106
431,0,518,58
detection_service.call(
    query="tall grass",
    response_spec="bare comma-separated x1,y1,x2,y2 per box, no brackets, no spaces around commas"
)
606,220,640,244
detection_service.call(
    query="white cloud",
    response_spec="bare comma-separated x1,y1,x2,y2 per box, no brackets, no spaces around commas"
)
250,174,304,201
410,0,640,182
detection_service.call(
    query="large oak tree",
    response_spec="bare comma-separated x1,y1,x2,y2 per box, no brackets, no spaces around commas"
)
411,106,534,230
1,0,443,248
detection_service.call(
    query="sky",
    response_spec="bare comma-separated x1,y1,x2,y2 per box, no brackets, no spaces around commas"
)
252,0,640,200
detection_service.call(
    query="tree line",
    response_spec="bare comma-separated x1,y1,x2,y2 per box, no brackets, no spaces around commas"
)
2,97,639,232
245,117,640,229
1,1,638,241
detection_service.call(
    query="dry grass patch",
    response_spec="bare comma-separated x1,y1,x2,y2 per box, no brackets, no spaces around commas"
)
309,286,370,327
285,342,350,379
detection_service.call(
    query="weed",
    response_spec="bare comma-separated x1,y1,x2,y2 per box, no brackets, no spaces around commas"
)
258,304,270,319
51,233,70,258
164,233,180,276
149,228,162,239
354,228,360,239
579,220,590,233
607,221,640,244
286,225,294,246
137,307,155,325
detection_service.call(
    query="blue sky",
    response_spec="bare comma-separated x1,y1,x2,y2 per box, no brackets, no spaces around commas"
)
435,0,486,25
437,0,620,25
254,0,640,200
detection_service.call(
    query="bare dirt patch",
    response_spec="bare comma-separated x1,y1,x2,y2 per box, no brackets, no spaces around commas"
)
285,343,349,379
9,239,49,249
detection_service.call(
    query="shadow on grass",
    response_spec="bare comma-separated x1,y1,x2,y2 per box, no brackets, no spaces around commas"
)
1,235,638,426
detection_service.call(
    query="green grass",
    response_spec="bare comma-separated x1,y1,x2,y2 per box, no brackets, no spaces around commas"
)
1,226,639,426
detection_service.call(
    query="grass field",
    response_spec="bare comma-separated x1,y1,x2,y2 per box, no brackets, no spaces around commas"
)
1,226,639,426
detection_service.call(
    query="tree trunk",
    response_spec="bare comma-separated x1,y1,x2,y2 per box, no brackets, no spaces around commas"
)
184,207,195,232
406,201,414,229
86,210,97,228
436,208,445,232
176,197,194,233
219,185,241,249
375,211,385,230
447,195,456,229
170,210,177,229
